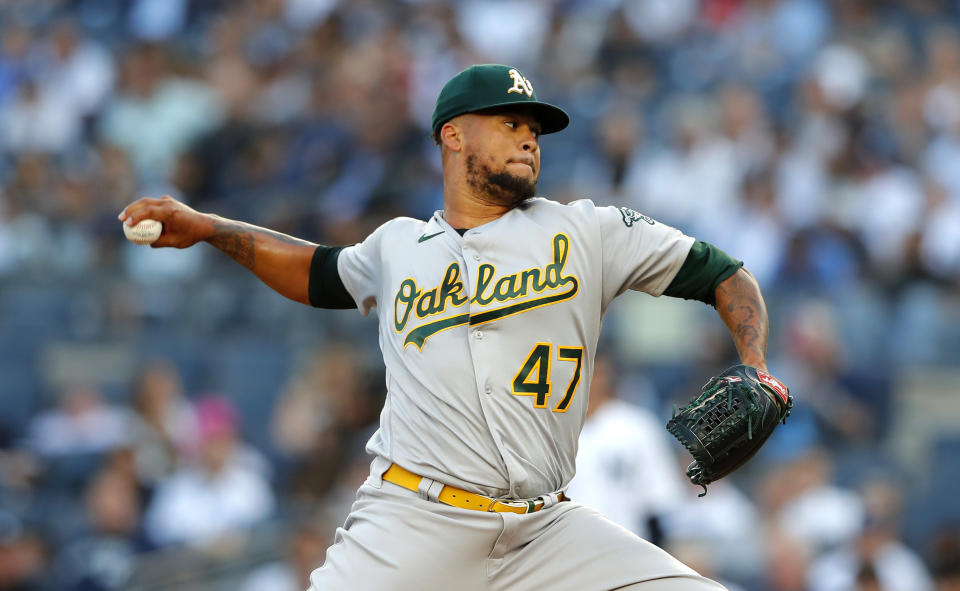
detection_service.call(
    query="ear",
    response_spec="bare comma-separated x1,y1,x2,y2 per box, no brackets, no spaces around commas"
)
440,121,463,152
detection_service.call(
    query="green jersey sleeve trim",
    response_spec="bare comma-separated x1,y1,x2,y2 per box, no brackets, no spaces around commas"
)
308,245,357,309
663,241,743,307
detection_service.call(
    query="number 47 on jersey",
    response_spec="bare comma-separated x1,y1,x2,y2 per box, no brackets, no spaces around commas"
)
512,343,584,413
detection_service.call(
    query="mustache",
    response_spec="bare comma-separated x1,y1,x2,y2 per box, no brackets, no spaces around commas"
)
507,156,536,170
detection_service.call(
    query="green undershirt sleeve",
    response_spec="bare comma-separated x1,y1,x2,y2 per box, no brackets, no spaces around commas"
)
663,240,743,307
308,245,357,309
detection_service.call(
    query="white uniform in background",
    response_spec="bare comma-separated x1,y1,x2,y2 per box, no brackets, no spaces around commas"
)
567,398,684,540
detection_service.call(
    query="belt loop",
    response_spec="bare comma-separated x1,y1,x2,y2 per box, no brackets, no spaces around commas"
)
369,456,392,487
426,479,444,502
416,476,435,501
417,477,445,502
537,492,560,509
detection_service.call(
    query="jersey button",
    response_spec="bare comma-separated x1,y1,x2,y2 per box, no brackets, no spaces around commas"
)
473,254,480,261
474,330,484,339
484,385,492,395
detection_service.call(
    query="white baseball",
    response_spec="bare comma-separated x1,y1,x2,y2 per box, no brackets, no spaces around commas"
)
123,219,163,245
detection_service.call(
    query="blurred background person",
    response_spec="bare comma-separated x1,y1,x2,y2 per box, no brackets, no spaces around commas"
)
269,343,380,508
127,358,198,499
142,396,274,550
808,478,934,591
51,463,146,591
566,351,683,546
26,383,130,460
240,520,330,591
0,511,48,591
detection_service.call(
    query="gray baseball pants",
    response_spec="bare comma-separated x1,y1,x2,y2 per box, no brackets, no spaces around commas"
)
308,459,726,591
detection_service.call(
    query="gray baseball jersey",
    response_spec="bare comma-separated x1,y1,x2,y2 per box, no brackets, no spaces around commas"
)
336,197,694,499
310,197,730,591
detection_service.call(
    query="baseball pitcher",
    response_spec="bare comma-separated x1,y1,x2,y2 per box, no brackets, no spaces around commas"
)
119,64,790,590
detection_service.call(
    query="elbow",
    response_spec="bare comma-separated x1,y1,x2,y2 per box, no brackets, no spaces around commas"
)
724,266,759,289
713,266,763,308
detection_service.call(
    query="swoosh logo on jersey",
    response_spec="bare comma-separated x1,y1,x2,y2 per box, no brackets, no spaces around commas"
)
418,231,444,243
402,279,579,350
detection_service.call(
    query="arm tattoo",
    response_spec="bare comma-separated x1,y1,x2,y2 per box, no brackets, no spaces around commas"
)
255,226,315,247
208,221,312,272
209,221,256,270
716,270,768,364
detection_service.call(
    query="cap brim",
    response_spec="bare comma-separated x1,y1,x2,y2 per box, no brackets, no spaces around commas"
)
472,101,570,135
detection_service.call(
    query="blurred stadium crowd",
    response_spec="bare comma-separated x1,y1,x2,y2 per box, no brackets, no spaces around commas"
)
0,0,959,589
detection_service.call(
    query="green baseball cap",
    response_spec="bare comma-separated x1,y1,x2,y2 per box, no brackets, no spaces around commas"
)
431,64,569,137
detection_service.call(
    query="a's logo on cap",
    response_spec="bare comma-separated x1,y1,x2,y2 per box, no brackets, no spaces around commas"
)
507,68,534,97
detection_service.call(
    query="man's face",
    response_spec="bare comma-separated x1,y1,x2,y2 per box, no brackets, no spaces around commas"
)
460,109,542,207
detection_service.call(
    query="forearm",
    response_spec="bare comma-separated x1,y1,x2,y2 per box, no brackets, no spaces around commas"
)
714,267,768,370
206,216,317,305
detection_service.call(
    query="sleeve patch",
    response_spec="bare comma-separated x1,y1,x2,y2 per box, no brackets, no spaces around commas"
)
618,206,656,228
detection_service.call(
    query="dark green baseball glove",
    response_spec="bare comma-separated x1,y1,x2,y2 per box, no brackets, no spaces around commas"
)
666,364,792,496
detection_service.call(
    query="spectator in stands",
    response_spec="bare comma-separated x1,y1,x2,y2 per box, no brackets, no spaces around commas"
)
763,526,815,591
27,383,131,458
775,301,878,448
127,359,197,495
663,472,765,584
807,478,934,591
0,76,80,155
566,352,683,545
270,344,379,504
241,520,330,591
52,464,145,590
768,448,865,553
143,396,274,549
930,528,960,591
0,24,32,105
35,19,115,131
0,510,49,591
0,155,58,275
666,538,748,591
854,563,884,591
99,43,223,183
934,556,960,591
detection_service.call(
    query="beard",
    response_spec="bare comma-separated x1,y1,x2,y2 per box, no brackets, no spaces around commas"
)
465,154,537,208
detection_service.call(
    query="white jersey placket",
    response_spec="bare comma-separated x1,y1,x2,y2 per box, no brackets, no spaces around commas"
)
459,226,518,498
